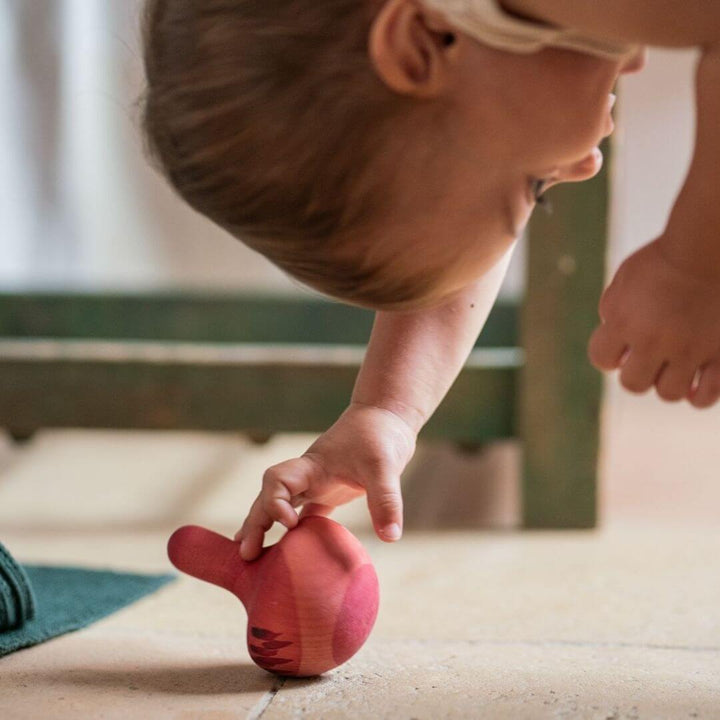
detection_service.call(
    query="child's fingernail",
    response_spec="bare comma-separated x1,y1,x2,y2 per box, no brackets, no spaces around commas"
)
383,523,402,541
238,540,246,557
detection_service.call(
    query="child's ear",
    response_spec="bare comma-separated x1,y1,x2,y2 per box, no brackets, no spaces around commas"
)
368,0,457,98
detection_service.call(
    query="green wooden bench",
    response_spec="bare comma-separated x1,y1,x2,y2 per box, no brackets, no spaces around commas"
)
0,155,607,529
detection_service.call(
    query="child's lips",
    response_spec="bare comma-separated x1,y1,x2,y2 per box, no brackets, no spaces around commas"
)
604,113,615,137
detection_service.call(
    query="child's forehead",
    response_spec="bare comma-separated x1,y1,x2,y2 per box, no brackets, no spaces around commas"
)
420,0,639,61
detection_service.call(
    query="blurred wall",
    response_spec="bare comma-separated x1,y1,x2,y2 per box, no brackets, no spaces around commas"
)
0,3,698,297
0,0,296,293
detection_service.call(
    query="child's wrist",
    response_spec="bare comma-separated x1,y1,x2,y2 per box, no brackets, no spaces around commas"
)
656,221,720,284
657,170,720,282
657,44,720,282
347,399,424,438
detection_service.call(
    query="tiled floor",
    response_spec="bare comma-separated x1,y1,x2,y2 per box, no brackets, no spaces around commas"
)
1,378,719,719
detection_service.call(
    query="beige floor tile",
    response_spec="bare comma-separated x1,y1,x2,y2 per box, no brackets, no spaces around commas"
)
265,640,719,720
371,528,720,648
0,430,293,534
0,430,368,541
0,629,275,720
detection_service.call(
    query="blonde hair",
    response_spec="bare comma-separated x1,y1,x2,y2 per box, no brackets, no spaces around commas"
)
141,0,437,310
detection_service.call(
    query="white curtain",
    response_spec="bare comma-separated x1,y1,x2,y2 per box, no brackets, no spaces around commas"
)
0,0,295,291
1,0,68,283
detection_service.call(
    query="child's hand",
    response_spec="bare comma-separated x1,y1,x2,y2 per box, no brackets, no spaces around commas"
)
588,239,720,408
235,403,418,560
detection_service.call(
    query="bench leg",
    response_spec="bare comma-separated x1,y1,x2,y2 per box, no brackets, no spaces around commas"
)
519,142,609,529
6,429,37,445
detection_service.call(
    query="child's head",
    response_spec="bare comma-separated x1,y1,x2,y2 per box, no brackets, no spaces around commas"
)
141,0,645,310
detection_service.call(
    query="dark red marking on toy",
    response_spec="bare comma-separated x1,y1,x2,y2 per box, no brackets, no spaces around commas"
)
249,644,280,657
261,640,293,650
251,627,281,640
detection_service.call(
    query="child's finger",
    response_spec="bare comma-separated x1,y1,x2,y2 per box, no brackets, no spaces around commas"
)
237,497,274,560
689,361,720,409
618,349,664,395
587,324,628,371
235,456,324,558
365,477,403,543
300,503,335,518
654,361,698,403
260,457,320,528
239,525,265,561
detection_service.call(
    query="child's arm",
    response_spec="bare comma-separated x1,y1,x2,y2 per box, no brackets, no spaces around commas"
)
235,245,515,559
350,248,516,437
589,45,720,406
657,47,720,274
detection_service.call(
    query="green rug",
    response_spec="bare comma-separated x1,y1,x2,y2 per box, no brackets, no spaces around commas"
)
0,542,175,657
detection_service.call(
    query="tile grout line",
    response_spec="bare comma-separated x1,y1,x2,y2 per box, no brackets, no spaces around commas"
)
246,677,286,720
381,638,720,654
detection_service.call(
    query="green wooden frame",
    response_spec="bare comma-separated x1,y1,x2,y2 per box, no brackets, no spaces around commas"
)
0,294,519,441
0,148,608,528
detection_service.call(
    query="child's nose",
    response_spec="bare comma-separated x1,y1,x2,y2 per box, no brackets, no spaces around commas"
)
620,47,648,75
553,148,605,187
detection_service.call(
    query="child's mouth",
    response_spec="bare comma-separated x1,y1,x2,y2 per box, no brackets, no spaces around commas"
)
604,114,615,137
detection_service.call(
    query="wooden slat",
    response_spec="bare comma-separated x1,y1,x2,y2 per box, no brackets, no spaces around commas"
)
0,340,520,442
0,339,520,368
0,292,518,348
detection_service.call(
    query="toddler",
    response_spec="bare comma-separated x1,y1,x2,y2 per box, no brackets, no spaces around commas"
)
141,0,720,557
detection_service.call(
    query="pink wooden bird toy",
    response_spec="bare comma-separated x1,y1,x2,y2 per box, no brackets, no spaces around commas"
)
167,516,379,677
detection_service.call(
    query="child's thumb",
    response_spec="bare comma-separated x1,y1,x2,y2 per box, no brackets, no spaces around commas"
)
365,479,404,543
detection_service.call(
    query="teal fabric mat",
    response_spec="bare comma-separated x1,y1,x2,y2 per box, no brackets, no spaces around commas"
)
1,544,175,657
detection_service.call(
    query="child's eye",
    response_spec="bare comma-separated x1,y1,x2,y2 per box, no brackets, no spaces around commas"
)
530,177,553,214
532,178,549,203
